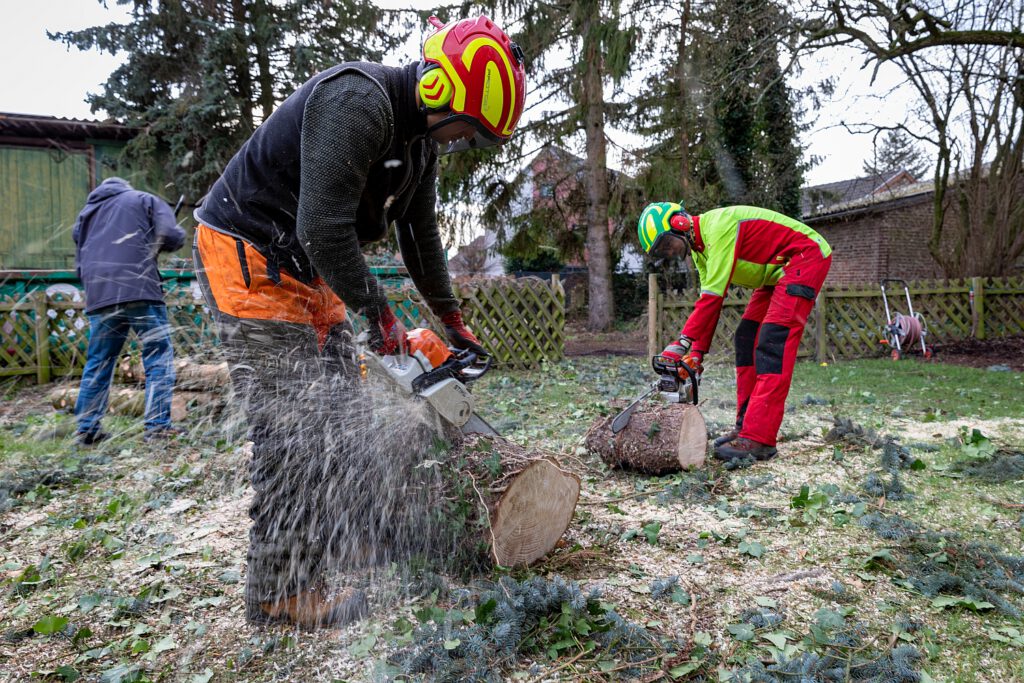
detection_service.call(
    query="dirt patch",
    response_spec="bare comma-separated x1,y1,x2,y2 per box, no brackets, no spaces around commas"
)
931,334,1024,371
564,322,646,357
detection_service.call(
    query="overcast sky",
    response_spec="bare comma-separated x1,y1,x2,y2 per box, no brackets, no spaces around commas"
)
0,1,919,188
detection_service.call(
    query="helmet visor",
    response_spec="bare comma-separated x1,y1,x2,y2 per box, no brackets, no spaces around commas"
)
648,230,691,259
429,115,507,155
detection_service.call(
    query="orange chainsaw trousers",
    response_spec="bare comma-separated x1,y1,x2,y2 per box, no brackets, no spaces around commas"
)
193,223,346,347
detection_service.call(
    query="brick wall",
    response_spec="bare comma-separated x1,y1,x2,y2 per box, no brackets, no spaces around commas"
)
808,193,946,285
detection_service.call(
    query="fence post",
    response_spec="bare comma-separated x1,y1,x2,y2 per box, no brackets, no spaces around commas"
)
647,273,659,358
971,276,985,340
33,290,51,384
815,287,828,363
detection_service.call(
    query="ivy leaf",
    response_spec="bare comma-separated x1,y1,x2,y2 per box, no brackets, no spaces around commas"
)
762,632,789,649
738,540,765,558
669,661,702,678
727,623,755,641
642,521,662,545
32,615,68,635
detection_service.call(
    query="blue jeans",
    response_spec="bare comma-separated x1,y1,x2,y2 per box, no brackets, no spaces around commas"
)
75,303,176,435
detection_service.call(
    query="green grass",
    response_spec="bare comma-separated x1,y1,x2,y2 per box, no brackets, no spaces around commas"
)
792,358,1024,421
1,355,1022,682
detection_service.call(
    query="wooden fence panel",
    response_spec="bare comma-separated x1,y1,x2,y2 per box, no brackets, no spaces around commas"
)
0,297,38,378
0,276,566,382
985,275,1024,338
458,276,565,369
653,275,1024,362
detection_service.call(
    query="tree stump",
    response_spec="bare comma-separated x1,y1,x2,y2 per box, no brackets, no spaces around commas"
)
585,402,708,474
447,435,581,567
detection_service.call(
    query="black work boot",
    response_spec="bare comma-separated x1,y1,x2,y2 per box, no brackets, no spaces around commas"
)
714,437,777,462
77,430,110,446
713,428,740,448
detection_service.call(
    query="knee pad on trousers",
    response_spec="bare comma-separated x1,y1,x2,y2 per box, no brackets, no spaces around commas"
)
755,323,790,375
735,318,760,367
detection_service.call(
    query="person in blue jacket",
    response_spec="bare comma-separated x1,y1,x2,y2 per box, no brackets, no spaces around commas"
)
72,177,186,444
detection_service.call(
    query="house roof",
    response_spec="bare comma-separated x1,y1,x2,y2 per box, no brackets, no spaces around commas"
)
0,112,136,142
801,169,921,217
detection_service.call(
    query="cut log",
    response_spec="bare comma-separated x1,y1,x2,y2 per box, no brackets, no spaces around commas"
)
585,402,708,474
450,435,580,567
117,358,229,392
49,385,224,422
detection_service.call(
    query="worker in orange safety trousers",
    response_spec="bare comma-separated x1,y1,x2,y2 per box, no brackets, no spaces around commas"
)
193,15,526,628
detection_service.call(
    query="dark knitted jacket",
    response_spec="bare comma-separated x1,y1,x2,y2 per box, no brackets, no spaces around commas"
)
196,61,458,321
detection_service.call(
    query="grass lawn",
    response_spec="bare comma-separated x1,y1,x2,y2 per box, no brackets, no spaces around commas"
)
1,356,1022,682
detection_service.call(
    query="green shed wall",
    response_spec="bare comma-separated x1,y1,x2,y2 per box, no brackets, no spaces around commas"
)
0,145,96,269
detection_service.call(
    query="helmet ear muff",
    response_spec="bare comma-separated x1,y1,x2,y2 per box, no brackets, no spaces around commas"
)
417,63,453,111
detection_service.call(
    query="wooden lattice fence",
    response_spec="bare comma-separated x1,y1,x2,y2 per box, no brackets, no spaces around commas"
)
650,274,1024,361
0,276,565,382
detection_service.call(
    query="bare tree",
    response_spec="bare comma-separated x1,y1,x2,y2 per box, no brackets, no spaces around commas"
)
802,0,1024,276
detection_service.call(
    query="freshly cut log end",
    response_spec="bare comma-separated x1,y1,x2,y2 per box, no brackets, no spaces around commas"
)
490,459,580,567
585,402,707,474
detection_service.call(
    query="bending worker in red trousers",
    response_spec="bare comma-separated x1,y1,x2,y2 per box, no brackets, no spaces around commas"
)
637,203,832,462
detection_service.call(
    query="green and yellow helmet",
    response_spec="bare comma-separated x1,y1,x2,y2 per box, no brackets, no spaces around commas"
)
637,202,692,254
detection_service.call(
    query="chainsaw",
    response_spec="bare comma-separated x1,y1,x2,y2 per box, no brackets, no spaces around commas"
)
357,327,501,437
609,354,701,434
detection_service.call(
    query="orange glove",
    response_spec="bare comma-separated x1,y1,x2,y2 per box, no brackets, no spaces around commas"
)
682,351,704,376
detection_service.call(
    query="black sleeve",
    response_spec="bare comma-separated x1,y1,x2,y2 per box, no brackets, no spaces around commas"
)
396,156,460,317
296,73,394,321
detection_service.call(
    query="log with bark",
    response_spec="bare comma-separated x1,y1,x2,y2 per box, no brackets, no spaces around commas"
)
49,386,224,423
117,358,229,392
430,435,580,569
585,402,708,474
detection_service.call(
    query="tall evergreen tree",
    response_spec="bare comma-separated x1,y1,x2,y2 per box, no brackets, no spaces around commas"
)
440,0,638,331
862,129,931,179
630,0,806,217
50,0,407,200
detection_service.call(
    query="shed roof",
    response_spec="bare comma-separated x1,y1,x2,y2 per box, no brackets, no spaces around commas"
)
801,169,921,217
0,112,135,142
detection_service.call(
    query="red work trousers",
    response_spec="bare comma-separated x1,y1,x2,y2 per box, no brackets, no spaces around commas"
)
734,250,832,446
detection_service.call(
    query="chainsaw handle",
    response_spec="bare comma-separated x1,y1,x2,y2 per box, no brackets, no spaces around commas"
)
454,349,492,383
650,354,699,405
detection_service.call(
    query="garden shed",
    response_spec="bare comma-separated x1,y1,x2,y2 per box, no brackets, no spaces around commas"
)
0,112,135,270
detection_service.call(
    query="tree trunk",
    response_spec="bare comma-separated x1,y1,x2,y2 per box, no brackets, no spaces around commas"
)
340,434,581,571
229,0,254,133
585,402,707,474
582,13,615,332
678,0,691,194
252,0,276,121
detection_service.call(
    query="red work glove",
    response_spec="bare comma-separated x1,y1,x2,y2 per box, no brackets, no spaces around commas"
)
370,307,407,356
441,310,488,356
659,336,692,362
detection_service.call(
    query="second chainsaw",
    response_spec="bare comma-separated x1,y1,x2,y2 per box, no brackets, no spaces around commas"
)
610,354,701,434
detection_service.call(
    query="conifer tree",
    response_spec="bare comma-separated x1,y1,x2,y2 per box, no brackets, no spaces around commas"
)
862,129,931,180
50,0,407,199
450,0,637,331
630,0,806,216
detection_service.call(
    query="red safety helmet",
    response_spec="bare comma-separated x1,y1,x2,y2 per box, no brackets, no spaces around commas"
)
418,15,526,153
